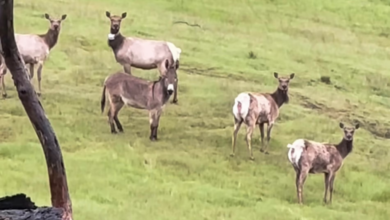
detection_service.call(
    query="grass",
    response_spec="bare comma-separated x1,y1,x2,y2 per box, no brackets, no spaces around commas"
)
1,0,390,219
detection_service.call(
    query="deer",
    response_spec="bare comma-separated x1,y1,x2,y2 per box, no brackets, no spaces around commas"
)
100,59,178,141
287,122,360,204
231,72,295,160
0,13,67,97
105,11,182,104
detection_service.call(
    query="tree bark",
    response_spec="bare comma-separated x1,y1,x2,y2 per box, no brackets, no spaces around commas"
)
0,1,73,219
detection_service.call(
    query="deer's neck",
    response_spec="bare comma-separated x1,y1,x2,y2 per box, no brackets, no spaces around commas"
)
39,29,60,50
335,138,353,159
270,88,289,108
108,33,125,56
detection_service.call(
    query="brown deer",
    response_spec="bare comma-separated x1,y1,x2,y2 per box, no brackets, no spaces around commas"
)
105,11,181,104
231,72,295,160
101,59,178,141
287,122,360,204
1,13,67,96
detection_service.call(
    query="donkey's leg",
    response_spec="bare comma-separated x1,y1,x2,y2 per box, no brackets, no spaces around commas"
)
258,122,265,151
148,109,161,141
262,122,274,154
108,107,117,134
231,118,243,157
113,101,124,133
36,63,43,96
245,122,256,160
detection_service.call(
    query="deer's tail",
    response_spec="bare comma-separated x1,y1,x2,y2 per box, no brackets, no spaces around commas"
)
232,92,250,121
287,139,305,169
101,85,106,114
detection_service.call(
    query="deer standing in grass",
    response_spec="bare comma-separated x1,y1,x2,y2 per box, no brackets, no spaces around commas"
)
231,72,295,160
101,59,178,141
105,11,182,104
0,13,67,97
287,122,360,204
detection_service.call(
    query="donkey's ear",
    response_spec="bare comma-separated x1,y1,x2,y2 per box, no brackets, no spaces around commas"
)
121,12,127,18
339,122,344,129
175,60,180,70
290,73,295,79
61,14,67,20
105,11,111,18
44,13,50,20
355,123,360,129
274,72,279,78
165,59,169,69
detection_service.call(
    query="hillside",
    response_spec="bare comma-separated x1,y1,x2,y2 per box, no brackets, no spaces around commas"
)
1,0,390,219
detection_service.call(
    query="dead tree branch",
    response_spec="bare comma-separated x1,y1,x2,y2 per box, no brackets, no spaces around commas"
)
172,21,202,28
0,0,72,219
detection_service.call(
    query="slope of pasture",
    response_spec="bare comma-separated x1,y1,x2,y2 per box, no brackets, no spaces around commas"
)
1,0,390,219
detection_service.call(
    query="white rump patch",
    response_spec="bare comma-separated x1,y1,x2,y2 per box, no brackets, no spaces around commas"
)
166,42,181,62
167,84,174,91
232,92,250,121
108,33,115,40
287,139,305,168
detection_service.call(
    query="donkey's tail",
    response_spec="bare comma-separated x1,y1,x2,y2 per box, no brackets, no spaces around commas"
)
287,139,305,168
166,42,181,62
101,85,106,114
232,92,250,121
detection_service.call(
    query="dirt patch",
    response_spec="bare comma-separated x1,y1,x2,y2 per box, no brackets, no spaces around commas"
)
295,94,390,139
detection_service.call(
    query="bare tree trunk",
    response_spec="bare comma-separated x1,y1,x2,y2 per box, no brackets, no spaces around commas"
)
0,1,73,220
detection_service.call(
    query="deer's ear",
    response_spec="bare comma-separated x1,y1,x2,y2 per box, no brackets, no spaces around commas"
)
44,13,50,20
290,73,295,79
105,11,111,18
274,72,279,78
339,122,344,129
61,14,67,20
121,12,127,18
355,123,360,130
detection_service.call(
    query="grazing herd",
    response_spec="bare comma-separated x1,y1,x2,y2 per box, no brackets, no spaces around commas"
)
0,11,361,205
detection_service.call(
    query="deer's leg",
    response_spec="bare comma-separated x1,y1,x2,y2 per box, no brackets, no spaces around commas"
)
297,168,309,204
231,118,243,157
36,63,43,96
123,64,132,75
261,122,274,154
245,122,256,160
149,109,162,141
0,70,7,98
323,173,330,204
113,101,124,133
295,169,301,204
329,173,336,204
258,122,265,151
29,64,34,81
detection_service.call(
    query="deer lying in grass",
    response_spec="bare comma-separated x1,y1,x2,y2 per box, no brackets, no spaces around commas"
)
1,13,67,97
101,59,178,141
231,72,295,160
287,122,360,204
105,11,182,104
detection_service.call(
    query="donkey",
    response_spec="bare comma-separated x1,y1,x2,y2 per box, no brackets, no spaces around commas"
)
287,122,360,204
1,13,67,96
100,59,178,140
231,72,295,160
105,11,182,104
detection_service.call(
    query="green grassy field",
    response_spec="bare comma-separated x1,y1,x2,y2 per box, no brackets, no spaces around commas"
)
1,0,390,219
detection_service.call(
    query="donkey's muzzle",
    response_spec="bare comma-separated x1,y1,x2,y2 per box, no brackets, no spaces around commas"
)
167,84,174,95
